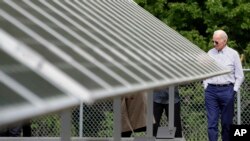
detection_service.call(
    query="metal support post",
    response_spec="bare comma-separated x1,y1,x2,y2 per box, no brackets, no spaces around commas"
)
237,91,241,125
60,109,71,141
113,97,121,141
79,103,83,137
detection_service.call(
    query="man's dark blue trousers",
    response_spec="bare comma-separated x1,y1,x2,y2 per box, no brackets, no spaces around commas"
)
205,84,235,141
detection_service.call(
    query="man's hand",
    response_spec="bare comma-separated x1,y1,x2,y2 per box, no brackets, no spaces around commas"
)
234,91,237,95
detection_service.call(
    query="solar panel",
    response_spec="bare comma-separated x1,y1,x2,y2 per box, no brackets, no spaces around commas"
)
0,0,230,126
0,42,80,126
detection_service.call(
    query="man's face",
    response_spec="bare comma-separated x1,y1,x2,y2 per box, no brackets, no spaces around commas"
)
212,34,226,51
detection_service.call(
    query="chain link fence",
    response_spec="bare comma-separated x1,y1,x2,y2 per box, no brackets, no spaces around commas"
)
30,69,250,140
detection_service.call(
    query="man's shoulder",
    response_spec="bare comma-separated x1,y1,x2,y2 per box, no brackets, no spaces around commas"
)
227,46,237,51
225,46,239,55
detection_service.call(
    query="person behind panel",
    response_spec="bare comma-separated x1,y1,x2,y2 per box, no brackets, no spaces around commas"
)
121,92,147,137
153,86,182,138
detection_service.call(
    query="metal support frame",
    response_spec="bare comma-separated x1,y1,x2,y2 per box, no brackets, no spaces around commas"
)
60,109,71,141
113,97,121,141
237,91,241,125
146,90,154,137
79,103,83,137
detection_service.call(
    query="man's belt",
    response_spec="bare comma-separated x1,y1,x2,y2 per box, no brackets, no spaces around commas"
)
208,83,233,87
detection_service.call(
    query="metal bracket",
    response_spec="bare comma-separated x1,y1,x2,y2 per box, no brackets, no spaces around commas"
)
156,127,176,139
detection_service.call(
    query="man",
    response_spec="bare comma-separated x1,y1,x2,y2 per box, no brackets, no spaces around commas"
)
203,30,244,141
153,86,182,138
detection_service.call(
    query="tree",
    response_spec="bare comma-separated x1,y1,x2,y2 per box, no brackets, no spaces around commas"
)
134,0,250,66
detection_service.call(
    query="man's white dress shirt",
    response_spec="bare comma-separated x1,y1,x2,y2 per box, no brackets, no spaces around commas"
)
203,46,244,92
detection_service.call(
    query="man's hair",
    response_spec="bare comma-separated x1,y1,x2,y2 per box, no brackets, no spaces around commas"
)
214,29,228,41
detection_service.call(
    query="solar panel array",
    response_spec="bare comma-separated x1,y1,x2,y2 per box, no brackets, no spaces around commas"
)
0,0,230,126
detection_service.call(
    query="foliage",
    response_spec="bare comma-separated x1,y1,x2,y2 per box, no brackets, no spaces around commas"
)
31,115,60,137
97,111,113,137
134,0,250,65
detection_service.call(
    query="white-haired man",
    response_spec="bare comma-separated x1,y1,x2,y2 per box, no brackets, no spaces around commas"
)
203,30,244,141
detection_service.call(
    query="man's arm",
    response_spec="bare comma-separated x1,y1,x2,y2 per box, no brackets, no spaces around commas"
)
234,52,244,92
